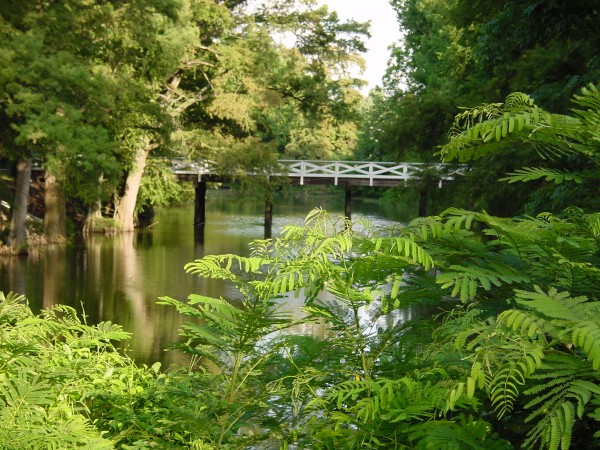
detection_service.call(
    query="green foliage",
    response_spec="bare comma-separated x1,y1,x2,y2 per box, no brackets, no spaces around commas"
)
360,0,600,214
1,0,371,239
440,85,600,214
181,0,369,172
0,290,243,448
163,205,600,448
137,158,186,212
9,97,600,446
450,286,600,450
409,414,512,450
0,291,124,448
442,86,600,167
157,290,295,446
2,186,600,448
500,168,583,185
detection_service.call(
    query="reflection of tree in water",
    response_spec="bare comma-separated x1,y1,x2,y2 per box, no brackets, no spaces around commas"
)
1,198,408,368
2,255,27,302
43,245,66,309
83,233,185,366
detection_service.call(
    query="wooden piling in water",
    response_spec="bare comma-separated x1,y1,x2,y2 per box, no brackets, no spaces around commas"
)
194,181,207,226
264,195,273,239
344,185,352,221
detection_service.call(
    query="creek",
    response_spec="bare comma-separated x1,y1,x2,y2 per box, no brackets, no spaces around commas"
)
0,188,417,367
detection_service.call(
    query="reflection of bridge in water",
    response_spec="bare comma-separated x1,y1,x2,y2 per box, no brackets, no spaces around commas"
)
172,159,467,237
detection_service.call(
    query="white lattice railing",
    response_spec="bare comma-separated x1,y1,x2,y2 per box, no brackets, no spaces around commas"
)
171,159,467,186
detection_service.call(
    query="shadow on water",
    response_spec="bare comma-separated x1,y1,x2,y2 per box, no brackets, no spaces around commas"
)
0,189,419,367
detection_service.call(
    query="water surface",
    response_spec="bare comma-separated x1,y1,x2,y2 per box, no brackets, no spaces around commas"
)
0,189,416,366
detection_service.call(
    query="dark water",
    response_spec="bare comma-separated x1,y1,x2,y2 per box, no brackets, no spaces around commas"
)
0,189,416,367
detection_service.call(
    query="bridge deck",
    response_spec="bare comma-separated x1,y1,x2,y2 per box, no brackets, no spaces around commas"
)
172,159,466,187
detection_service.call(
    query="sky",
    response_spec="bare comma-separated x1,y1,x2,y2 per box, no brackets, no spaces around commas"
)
318,0,402,91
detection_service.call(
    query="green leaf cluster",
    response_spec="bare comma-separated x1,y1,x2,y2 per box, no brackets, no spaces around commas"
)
2,185,599,448
0,292,125,448
2,83,600,449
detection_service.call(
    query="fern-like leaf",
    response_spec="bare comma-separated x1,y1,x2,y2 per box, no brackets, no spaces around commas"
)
500,167,583,184
410,414,512,450
572,321,600,370
373,235,434,270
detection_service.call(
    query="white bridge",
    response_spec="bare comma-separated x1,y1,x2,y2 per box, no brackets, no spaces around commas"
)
172,159,467,188
171,158,468,235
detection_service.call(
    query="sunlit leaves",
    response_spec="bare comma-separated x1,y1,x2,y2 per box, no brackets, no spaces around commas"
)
0,291,137,448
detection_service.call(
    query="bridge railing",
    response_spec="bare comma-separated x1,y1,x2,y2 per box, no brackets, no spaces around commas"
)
171,158,216,175
277,160,466,186
171,158,467,186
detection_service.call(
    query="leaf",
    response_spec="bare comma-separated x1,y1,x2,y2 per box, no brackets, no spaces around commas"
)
500,167,583,184
95,321,132,342
572,321,600,370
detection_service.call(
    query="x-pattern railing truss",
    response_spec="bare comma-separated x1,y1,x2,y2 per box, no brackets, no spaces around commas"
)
171,159,467,187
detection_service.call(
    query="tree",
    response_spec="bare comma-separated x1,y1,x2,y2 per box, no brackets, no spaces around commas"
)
255,0,368,159
0,1,121,248
108,0,218,231
0,0,370,245
179,0,369,165
361,0,600,215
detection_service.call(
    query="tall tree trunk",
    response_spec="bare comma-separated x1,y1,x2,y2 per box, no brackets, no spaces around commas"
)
44,170,67,243
83,174,106,235
114,142,155,232
83,202,103,235
8,159,32,254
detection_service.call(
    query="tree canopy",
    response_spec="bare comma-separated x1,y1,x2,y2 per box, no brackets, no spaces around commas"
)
0,0,370,248
360,0,600,216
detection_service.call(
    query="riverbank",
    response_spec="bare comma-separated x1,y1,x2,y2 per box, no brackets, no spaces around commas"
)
0,211,50,255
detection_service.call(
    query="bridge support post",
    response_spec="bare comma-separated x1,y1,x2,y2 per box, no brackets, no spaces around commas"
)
264,194,273,239
344,185,352,222
194,181,207,226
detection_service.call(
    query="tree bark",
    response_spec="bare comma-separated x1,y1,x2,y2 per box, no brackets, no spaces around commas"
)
43,170,67,243
83,202,103,235
113,142,155,232
8,159,32,254
83,174,107,235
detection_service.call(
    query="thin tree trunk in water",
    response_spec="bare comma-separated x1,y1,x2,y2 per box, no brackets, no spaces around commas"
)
44,170,67,243
114,143,155,232
8,159,32,254
264,182,273,239
83,174,106,235
83,202,103,235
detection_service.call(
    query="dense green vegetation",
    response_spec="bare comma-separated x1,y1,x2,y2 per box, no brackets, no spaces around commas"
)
0,0,368,251
2,0,598,248
360,0,600,216
1,0,599,448
2,87,599,448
